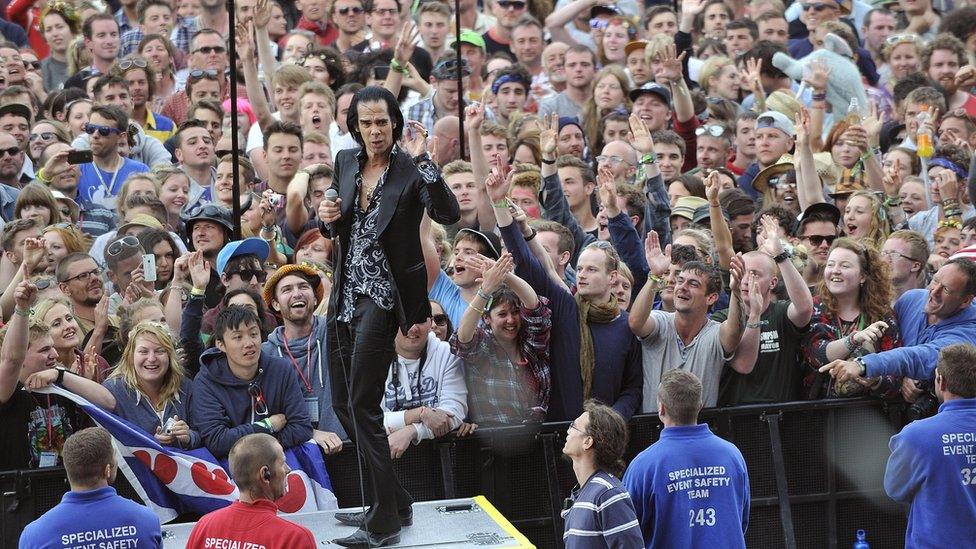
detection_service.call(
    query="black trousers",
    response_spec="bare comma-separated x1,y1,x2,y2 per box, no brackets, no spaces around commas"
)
328,296,412,534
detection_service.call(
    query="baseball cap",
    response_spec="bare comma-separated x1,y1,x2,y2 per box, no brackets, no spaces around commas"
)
756,111,795,138
216,237,270,275
449,30,486,51
671,196,710,221
624,40,649,57
794,202,841,236
456,228,501,260
629,82,672,107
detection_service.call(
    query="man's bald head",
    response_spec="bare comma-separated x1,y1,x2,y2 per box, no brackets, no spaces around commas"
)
229,433,282,493
434,115,461,164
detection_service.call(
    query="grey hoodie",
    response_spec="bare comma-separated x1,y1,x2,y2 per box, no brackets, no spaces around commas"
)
262,316,347,440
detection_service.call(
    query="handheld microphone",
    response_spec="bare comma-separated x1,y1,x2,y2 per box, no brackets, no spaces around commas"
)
324,188,339,233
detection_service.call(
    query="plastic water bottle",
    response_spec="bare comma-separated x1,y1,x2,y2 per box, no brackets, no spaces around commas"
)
917,108,934,159
853,529,870,549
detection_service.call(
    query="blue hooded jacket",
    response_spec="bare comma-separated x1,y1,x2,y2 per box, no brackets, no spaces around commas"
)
864,289,976,380
191,347,313,459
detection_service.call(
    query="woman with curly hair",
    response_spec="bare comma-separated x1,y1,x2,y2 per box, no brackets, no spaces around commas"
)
844,190,891,250
802,238,901,399
580,66,631,152
38,2,80,89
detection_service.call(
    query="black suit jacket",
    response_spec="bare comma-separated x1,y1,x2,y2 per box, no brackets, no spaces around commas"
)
321,146,460,333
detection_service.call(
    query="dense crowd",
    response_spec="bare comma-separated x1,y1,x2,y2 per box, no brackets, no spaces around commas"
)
1,0,976,546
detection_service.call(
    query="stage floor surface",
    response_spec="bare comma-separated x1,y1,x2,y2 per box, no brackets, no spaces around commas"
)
161,495,536,548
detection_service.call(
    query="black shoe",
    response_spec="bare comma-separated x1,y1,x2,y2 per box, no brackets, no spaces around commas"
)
332,528,401,548
334,506,413,527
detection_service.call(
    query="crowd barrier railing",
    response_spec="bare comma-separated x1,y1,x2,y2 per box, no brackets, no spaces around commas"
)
0,398,907,549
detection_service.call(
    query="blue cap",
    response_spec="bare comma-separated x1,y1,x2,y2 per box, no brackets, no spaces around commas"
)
558,116,583,133
216,238,270,275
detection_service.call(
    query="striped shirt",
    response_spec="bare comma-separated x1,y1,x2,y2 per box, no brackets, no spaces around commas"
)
562,471,643,548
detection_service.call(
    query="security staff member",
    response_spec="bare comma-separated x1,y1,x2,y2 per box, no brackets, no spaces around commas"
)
884,343,976,547
623,370,750,548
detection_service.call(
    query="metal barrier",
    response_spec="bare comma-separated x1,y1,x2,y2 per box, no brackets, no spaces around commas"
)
1,398,907,549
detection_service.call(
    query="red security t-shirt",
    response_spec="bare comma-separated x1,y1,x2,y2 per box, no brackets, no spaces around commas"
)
186,500,316,549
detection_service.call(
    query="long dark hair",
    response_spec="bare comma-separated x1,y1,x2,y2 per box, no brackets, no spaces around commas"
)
346,85,404,148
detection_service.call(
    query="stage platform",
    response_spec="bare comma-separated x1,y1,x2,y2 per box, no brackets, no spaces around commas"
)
160,496,535,548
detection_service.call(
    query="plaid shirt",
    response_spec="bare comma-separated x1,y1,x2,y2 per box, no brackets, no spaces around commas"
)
406,96,437,134
450,298,551,426
119,28,144,57
801,297,902,400
171,16,198,54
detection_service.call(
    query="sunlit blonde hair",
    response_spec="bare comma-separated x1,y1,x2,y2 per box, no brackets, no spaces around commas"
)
110,321,185,410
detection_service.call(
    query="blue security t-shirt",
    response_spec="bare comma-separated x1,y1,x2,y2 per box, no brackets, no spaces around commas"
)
623,423,750,548
19,486,161,548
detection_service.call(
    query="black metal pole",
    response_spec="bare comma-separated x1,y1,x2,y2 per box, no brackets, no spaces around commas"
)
227,0,242,241
455,0,465,159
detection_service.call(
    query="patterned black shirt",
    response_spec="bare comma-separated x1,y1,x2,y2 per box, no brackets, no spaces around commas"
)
339,159,395,321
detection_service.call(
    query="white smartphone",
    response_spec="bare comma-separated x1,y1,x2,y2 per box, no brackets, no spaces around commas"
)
142,253,157,283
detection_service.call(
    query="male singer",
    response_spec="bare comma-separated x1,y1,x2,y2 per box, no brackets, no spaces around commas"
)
318,86,460,547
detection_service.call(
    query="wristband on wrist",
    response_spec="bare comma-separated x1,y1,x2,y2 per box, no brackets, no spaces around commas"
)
844,335,859,353
190,287,206,297
745,320,762,329
883,195,902,207
389,59,409,74
639,152,657,164
468,302,486,314
811,92,826,101
14,306,30,317
492,198,508,208
524,229,538,241
476,288,492,301
36,167,49,183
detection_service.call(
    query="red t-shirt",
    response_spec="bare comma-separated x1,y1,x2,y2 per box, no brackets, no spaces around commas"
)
186,500,316,549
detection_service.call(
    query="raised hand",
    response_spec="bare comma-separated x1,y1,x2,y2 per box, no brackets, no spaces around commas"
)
746,274,765,316
93,294,110,334
539,112,558,159
485,156,513,203
393,20,419,66
704,171,721,205
744,57,765,100
464,101,486,134
23,237,46,272
597,166,619,217
935,169,960,202
757,215,784,257
955,65,976,90
319,191,342,224
480,252,513,293
14,264,37,310
861,100,883,147
802,59,831,92
728,253,745,292
235,20,255,61
656,43,686,85
629,113,655,155
794,108,811,150
402,120,429,157
253,0,271,28
644,230,671,276
187,251,212,291
681,0,706,18
882,156,903,198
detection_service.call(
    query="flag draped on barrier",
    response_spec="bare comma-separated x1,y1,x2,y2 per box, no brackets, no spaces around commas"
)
38,386,338,523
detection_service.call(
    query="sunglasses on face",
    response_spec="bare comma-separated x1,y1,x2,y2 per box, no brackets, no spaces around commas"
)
596,154,630,165
118,58,149,71
84,123,123,136
336,5,364,15
803,234,836,246
229,268,267,283
0,146,20,157
30,132,56,142
23,60,39,70
193,46,226,55
432,314,448,326
801,2,836,11
767,175,796,188
497,0,526,10
107,235,142,257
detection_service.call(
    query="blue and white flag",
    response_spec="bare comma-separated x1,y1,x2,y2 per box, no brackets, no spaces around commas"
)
39,386,338,523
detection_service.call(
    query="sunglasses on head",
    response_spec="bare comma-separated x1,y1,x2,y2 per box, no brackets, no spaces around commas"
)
885,33,919,45
84,122,123,136
337,5,364,14
107,235,141,257
0,146,20,157
229,268,267,283
216,149,245,157
432,314,448,326
188,69,219,80
695,125,727,137
193,46,226,55
804,234,837,246
497,0,526,9
118,58,149,71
